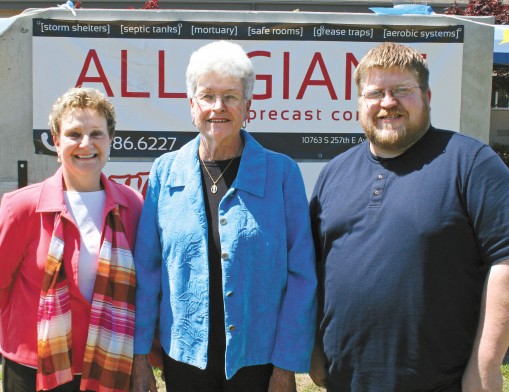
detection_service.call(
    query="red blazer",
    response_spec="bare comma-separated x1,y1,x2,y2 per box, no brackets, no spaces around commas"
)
0,168,143,372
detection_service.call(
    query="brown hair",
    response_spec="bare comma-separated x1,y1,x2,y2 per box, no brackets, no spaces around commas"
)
354,42,429,95
49,87,116,138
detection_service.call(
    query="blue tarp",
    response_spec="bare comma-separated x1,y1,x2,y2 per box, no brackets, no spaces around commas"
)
369,5,434,15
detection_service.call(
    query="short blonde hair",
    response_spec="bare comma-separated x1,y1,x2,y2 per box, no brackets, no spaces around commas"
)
49,87,116,138
354,42,429,95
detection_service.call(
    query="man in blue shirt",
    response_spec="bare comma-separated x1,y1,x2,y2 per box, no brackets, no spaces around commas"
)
310,42,509,391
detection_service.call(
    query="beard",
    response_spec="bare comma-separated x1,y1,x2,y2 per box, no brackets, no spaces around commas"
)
361,101,431,154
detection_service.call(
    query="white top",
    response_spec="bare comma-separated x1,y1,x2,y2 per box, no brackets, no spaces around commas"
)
64,190,106,303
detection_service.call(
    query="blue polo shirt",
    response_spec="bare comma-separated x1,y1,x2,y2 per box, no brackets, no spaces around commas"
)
310,128,509,391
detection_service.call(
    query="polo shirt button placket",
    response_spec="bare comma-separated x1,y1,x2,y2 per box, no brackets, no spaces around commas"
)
370,170,388,206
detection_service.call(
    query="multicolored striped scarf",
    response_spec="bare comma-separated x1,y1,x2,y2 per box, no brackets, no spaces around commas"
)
37,206,135,391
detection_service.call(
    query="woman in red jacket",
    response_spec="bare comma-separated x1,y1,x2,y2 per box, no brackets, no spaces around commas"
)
0,87,143,392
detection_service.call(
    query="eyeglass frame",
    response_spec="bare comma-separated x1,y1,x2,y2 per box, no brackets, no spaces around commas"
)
193,92,246,108
361,85,423,103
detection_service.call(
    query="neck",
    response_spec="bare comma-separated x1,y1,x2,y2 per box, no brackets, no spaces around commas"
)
369,142,408,159
199,136,244,161
63,172,102,192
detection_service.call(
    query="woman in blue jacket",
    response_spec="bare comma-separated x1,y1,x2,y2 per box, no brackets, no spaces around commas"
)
130,40,317,392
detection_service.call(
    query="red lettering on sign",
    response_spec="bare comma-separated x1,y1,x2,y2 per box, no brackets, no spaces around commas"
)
249,51,272,100
109,171,150,198
74,49,363,102
75,49,114,96
121,50,150,98
159,50,187,99
345,52,359,101
296,53,338,100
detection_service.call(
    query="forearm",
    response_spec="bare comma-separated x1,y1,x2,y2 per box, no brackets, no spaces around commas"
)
463,259,509,391
272,164,318,370
133,247,162,353
130,354,157,392
271,271,317,371
268,366,296,392
474,260,509,365
133,191,163,353
0,198,24,308
309,340,328,388
134,278,161,353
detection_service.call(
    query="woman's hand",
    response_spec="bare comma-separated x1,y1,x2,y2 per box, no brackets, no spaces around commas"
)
268,366,296,392
130,354,158,392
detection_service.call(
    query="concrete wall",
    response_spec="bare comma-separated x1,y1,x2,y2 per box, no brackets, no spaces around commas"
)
0,9,494,197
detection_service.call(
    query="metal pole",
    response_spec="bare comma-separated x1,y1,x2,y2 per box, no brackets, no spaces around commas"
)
17,160,28,188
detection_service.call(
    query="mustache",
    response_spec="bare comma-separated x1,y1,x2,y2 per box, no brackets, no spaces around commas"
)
377,109,403,117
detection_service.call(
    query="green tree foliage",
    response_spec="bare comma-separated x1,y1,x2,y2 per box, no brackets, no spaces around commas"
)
493,64,509,97
445,1,509,105
493,143,509,166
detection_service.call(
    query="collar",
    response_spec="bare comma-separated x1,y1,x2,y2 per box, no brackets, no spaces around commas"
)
36,167,129,213
166,129,267,198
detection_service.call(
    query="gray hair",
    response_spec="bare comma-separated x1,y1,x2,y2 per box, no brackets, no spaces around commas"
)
186,40,255,100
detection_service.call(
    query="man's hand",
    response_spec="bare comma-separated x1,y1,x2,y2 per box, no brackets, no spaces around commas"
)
130,354,158,392
461,260,509,392
309,343,327,388
462,360,503,392
268,366,296,392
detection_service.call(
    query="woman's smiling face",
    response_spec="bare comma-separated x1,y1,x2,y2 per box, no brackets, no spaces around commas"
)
190,73,251,149
54,108,111,191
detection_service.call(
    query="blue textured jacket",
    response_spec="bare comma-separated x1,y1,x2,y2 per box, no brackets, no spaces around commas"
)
133,130,317,378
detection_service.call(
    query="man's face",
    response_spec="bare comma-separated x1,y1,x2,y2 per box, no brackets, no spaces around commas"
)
359,67,431,158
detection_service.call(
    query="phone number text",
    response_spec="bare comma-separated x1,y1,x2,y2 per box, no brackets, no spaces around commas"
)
112,135,176,152
108,131,196,158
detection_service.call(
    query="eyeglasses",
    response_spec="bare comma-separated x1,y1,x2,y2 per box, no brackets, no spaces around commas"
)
362,86,422,102
194,92,243,108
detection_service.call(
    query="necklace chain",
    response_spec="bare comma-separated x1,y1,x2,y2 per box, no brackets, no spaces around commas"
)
199,156,236,194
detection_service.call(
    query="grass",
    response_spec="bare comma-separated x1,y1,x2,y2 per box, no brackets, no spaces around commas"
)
493,143,509,167
0,363,506,391
151,365,509,392
151,368,508,392
503,363,509,392
296,373,326,391
148,371,325,391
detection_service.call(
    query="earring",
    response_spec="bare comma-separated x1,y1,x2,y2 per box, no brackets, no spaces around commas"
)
57,154,61,163
242,120,247,129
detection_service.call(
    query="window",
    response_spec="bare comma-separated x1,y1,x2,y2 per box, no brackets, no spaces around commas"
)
492,64,509,109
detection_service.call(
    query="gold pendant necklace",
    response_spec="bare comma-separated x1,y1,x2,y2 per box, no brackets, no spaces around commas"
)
200,156,236,194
